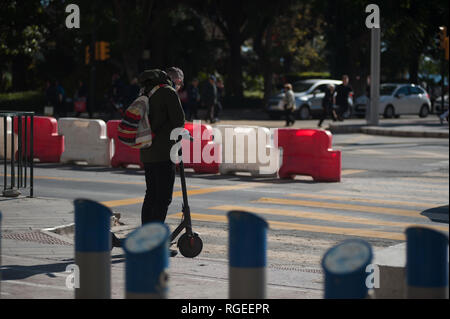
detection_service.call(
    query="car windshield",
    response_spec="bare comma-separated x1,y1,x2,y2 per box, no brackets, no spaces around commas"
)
292,82,313,93
380,85,397,96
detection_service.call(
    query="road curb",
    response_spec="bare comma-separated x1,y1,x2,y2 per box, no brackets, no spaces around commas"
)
328,124,449,138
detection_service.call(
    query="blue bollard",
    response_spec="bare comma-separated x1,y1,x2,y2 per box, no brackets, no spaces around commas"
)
228,211,268,299
406,227,449,299
322,239,373,299
74,199,112,299
123,223,170,299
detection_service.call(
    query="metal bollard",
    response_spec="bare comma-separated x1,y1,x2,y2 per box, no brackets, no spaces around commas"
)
406,227,449,299
74,199,111,299
124,223,170,299
322,239,373,299
228,211,268,299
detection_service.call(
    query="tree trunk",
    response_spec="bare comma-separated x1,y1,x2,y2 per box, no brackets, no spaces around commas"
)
228,37,244,99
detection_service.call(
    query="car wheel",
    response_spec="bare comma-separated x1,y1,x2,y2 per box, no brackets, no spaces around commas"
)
384,105,395,119
419,104,429,118
298,105,311,120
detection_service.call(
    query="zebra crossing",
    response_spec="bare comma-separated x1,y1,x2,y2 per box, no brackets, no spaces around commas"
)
166,174,449,243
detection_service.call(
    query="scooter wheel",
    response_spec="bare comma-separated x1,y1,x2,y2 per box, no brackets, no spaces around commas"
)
177,232,203,258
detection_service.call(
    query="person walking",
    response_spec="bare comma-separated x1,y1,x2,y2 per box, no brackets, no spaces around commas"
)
202,75,218,123
283,83,296,126
334,75,353,121
318,84,338,127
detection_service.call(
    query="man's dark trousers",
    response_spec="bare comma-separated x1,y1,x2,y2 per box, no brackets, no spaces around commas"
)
141,161,176,225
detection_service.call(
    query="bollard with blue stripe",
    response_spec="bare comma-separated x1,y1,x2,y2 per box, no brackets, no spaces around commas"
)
228,211,268,299
322,239,373,299
74,199,112,299
406,227,449,299
124,223,170,299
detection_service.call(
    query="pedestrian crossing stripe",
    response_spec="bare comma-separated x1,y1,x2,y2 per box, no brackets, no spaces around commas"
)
167,212,409,241
208,205,449,232
252,197,425,218
100,182,263,208
287,193,441,209
319,189,445,204
341,170,367,176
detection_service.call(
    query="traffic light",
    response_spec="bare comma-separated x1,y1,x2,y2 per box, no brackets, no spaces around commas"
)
99,41,110,61
85,45,90,65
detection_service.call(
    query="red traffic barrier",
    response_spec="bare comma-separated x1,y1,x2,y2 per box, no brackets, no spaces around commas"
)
277,129,341,182
107,120,143,169
181,122,220,174
14,116,64,163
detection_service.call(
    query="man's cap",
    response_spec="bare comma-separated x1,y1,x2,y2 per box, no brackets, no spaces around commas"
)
209,75,216,81
138,69,168,85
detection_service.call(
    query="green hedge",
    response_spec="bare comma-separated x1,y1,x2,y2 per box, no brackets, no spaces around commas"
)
0,91,46,114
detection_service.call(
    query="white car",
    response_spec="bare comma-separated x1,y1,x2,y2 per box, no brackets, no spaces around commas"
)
378,83,431,118
266,79,353,120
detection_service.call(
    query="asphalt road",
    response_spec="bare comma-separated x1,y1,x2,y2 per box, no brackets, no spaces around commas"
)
1,131,448,299
18,133,450,260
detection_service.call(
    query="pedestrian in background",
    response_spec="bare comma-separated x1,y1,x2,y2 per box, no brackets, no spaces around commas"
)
202,75,218,123
283,83,296,126
334,75,353,121
55,80,66,117
45,79,57,115
318,84,337,128
214,78,224,122
187,78,200,120
74,80,88,117
124,77,141,109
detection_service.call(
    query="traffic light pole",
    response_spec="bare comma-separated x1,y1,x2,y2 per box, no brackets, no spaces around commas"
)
89,21,96,119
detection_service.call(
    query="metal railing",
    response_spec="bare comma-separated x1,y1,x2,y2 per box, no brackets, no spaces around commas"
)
0,111,34,198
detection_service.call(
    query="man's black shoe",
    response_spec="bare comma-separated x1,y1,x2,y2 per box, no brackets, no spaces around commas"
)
112,232,122,248
170,249,178,257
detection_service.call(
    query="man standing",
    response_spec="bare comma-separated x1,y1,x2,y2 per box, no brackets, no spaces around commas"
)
138,67,185,256
334,75,353,121
283,83,296,126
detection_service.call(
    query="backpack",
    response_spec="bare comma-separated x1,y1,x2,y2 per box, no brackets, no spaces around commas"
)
117,84,168,149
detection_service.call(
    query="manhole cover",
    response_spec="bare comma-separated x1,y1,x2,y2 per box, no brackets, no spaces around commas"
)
1,231,73,246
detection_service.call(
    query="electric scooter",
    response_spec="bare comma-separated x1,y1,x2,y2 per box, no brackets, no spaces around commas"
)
111,131,203,258
170,132,203,258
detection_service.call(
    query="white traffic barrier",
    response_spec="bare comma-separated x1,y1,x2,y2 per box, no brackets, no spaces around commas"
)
214,125,280,177
58,118,113,166
0,117,18,160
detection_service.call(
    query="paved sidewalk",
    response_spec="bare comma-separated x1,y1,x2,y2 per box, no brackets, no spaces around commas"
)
328,117,449,138
0,196,323,299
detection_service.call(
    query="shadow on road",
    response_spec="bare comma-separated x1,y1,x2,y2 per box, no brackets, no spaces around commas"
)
421,205,449,224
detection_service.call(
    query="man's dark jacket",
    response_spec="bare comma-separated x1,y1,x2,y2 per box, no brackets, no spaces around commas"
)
140,75,185,163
